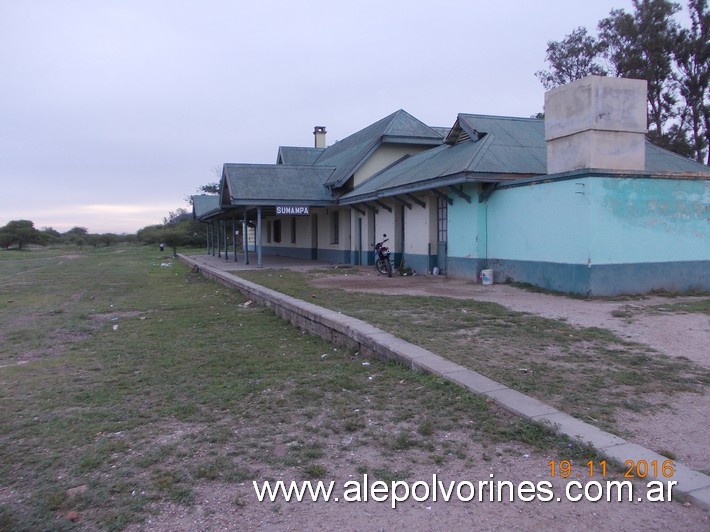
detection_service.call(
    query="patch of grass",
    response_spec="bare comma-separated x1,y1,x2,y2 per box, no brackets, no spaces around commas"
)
418,419,434,436
372,467,410,483
239,269,710,429
303,464,327,479
152,469,193,504
657,449,677,460
0,247,637,529
652,299,710,315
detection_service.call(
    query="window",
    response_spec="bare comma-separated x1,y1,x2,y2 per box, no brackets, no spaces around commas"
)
273,220,281,243
267,221,272,243
330,211,339,244
291,217,296,244
437,197,448,242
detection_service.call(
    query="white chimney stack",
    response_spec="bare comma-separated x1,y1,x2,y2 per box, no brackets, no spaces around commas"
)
314,126,327,149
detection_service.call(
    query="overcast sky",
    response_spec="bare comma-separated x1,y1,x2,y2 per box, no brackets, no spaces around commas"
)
1,0,651,234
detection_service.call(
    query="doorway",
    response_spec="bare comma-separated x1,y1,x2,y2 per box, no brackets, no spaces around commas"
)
437,197,448,273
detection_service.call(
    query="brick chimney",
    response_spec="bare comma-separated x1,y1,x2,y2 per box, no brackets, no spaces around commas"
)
545,76,647,174
314,126,327,149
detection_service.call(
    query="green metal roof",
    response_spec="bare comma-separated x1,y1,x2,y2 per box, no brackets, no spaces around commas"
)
339,114,547,202
645,142,710,174
213,111,708,213
315,109,443,189
191,194,221,221
222,164,335,206
276,146,324,165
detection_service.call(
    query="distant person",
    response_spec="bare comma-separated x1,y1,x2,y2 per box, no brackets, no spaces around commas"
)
160,243,165,252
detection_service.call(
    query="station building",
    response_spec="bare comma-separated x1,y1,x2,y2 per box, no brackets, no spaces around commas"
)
193,76,710,296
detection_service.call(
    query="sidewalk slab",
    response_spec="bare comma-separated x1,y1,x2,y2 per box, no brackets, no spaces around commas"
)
443,369,508,394
532,411,627,449
410,353,467,376
602,443,710,494
686,485,710,510
484,388,559,418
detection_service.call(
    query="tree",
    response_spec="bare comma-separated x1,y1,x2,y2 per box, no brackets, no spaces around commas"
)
536,0,709,161
598,0,682,150
163,208,190,225
137,218,204,255
535,27,608,90
674,0,710,162
62,226,89,247
0,220,43,249
199,182,220,195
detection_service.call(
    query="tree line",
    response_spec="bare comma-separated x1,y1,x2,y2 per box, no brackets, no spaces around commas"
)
0,220,136,250
535,0,709,163
0,217,208,255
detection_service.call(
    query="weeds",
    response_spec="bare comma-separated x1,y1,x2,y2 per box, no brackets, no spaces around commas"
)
238,269,710,431
2,246,596,529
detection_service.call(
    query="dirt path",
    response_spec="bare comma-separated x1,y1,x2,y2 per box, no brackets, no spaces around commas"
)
311,269,710,368
310,269,710,472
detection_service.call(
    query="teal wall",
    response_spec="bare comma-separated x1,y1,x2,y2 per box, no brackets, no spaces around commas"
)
447,184,482,262
487,179,591,264
448,175,709,295
589,177,709,264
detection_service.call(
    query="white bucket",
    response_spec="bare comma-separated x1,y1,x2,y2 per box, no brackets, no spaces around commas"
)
480,269,493,285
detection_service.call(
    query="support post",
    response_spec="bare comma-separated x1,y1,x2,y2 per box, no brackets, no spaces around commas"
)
217,220,221,257
212,222,216,256
224,219,228,260
244,210,249,265
257,206,263,268
232,217,238,262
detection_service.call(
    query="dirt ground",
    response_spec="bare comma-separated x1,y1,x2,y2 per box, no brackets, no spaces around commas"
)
132,267,709,531
309,269,710,472
310,269,709,369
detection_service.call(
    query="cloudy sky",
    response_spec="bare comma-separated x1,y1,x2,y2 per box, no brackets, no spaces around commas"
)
1,0,646,234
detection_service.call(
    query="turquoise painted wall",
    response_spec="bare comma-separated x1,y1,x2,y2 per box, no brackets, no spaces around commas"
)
487,179,591,264
589,177,710,264
447,184,482,261
446,175,709,294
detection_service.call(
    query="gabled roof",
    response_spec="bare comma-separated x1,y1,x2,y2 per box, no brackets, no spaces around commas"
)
339,114,547,202
221,164,335,206
315,109,444,189
191,194,221,221
276,146,324,165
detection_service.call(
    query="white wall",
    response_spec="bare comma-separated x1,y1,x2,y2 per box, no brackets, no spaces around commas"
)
353,145,431,187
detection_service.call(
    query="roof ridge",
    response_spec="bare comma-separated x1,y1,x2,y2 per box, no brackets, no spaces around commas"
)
459,113,543,122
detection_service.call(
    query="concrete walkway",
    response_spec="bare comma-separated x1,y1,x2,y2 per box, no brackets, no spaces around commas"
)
180,252,710,509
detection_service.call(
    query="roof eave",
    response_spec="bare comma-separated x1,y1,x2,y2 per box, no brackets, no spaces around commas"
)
338,171,543,204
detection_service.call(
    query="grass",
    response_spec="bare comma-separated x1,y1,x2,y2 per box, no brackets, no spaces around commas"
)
235,269,710,433
0,245,597,530
652,299,710,314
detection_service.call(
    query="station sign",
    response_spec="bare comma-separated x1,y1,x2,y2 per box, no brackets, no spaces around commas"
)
276,206,310,215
